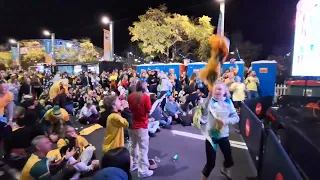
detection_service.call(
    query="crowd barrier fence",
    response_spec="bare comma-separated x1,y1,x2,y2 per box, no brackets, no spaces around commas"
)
240,101,304,180
259,130,303,180
244,96,273,119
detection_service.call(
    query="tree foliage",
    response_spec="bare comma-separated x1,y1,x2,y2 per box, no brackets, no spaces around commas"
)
55,46,78,62
21,41,40,47
129,5,214,61
0,45,8,52
77,39,97,62
22,47,45,62
0,52,12,67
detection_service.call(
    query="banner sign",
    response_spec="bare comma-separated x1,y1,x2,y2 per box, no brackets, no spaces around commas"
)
103,29,112,61
11,46,20,66
43,39,53,64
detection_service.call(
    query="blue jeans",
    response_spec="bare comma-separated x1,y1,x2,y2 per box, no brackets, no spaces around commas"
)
148,121,160,133
64,103,74,115
157,117,172,126
247,91,259,99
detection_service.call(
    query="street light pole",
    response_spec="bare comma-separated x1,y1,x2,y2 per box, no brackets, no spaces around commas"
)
110,21,114,61
51,33,55,64
43,30,56,72
17,42,20,63
219,1,225,36
101,16,114,61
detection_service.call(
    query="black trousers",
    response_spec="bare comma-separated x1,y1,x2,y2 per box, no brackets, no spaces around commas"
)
149,84,157,94
202,138,234,177
159,91,167,109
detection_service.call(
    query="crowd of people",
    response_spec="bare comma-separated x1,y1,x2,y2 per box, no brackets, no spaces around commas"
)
0,63,260,180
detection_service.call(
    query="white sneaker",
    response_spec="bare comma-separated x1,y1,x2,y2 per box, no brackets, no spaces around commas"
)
220,167,232,179
130,165,138,172
138,170,154,178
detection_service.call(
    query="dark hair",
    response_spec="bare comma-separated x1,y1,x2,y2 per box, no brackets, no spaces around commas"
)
136,80,147,93
100,147,132,180
134,80,147,105
103,95,117,113
0,80,6,85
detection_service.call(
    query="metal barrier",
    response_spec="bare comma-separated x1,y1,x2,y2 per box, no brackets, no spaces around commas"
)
240,102,264,173
241,100,306,180
259,130,303,180
244,96,273,119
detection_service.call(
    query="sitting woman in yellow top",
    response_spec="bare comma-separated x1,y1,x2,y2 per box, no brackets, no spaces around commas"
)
41,105,71,142
102,95,129,152
57,125,99,179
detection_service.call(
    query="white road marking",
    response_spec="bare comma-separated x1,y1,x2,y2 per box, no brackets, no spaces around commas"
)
171,130,248,150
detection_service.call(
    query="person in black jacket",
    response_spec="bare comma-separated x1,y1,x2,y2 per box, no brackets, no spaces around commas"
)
81,72,92,88
148,70,159,94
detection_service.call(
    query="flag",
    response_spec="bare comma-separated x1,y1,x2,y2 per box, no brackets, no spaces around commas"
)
103,29,112,61
11,47,20,66
217,11,223,35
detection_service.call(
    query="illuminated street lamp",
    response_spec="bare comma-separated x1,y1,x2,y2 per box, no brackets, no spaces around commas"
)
43,30,51,36
101,16,110,24
101,16,114,61
9,39,17,44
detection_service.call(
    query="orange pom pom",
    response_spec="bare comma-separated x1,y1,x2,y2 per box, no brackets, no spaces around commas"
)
198,34,229,91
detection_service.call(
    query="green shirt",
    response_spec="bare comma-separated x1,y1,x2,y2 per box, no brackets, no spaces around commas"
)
29,157,50,180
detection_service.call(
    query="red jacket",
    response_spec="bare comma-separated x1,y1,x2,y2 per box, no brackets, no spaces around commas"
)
128,92,152,129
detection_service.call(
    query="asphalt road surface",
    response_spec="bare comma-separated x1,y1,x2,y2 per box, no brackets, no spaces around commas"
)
2,121,256,180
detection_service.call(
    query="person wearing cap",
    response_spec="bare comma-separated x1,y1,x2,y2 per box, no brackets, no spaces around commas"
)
41,105,70,142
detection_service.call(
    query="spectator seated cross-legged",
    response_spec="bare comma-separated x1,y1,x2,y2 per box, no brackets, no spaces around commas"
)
41,105,71,142
78,100,99,125
20,135,77,180
57,126,99,179
150,95,172,129
164,95,185,124
147,117,160,137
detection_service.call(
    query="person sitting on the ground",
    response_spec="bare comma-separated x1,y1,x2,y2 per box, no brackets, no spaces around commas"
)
20,135,76,180
164,95,184,123
57,125,99,179
150,95,172,129
41,105,71,142
102,95,129,153
147,117,160,137
3,105,44,160
79,100,99,125
94,147,132,180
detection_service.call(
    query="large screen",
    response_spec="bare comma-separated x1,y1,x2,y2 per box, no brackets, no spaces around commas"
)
292,0,320,76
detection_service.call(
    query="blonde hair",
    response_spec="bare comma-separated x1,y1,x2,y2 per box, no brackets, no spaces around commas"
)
213,81,231,98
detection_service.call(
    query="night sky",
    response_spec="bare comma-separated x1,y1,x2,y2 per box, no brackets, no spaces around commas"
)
0,0,298,57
